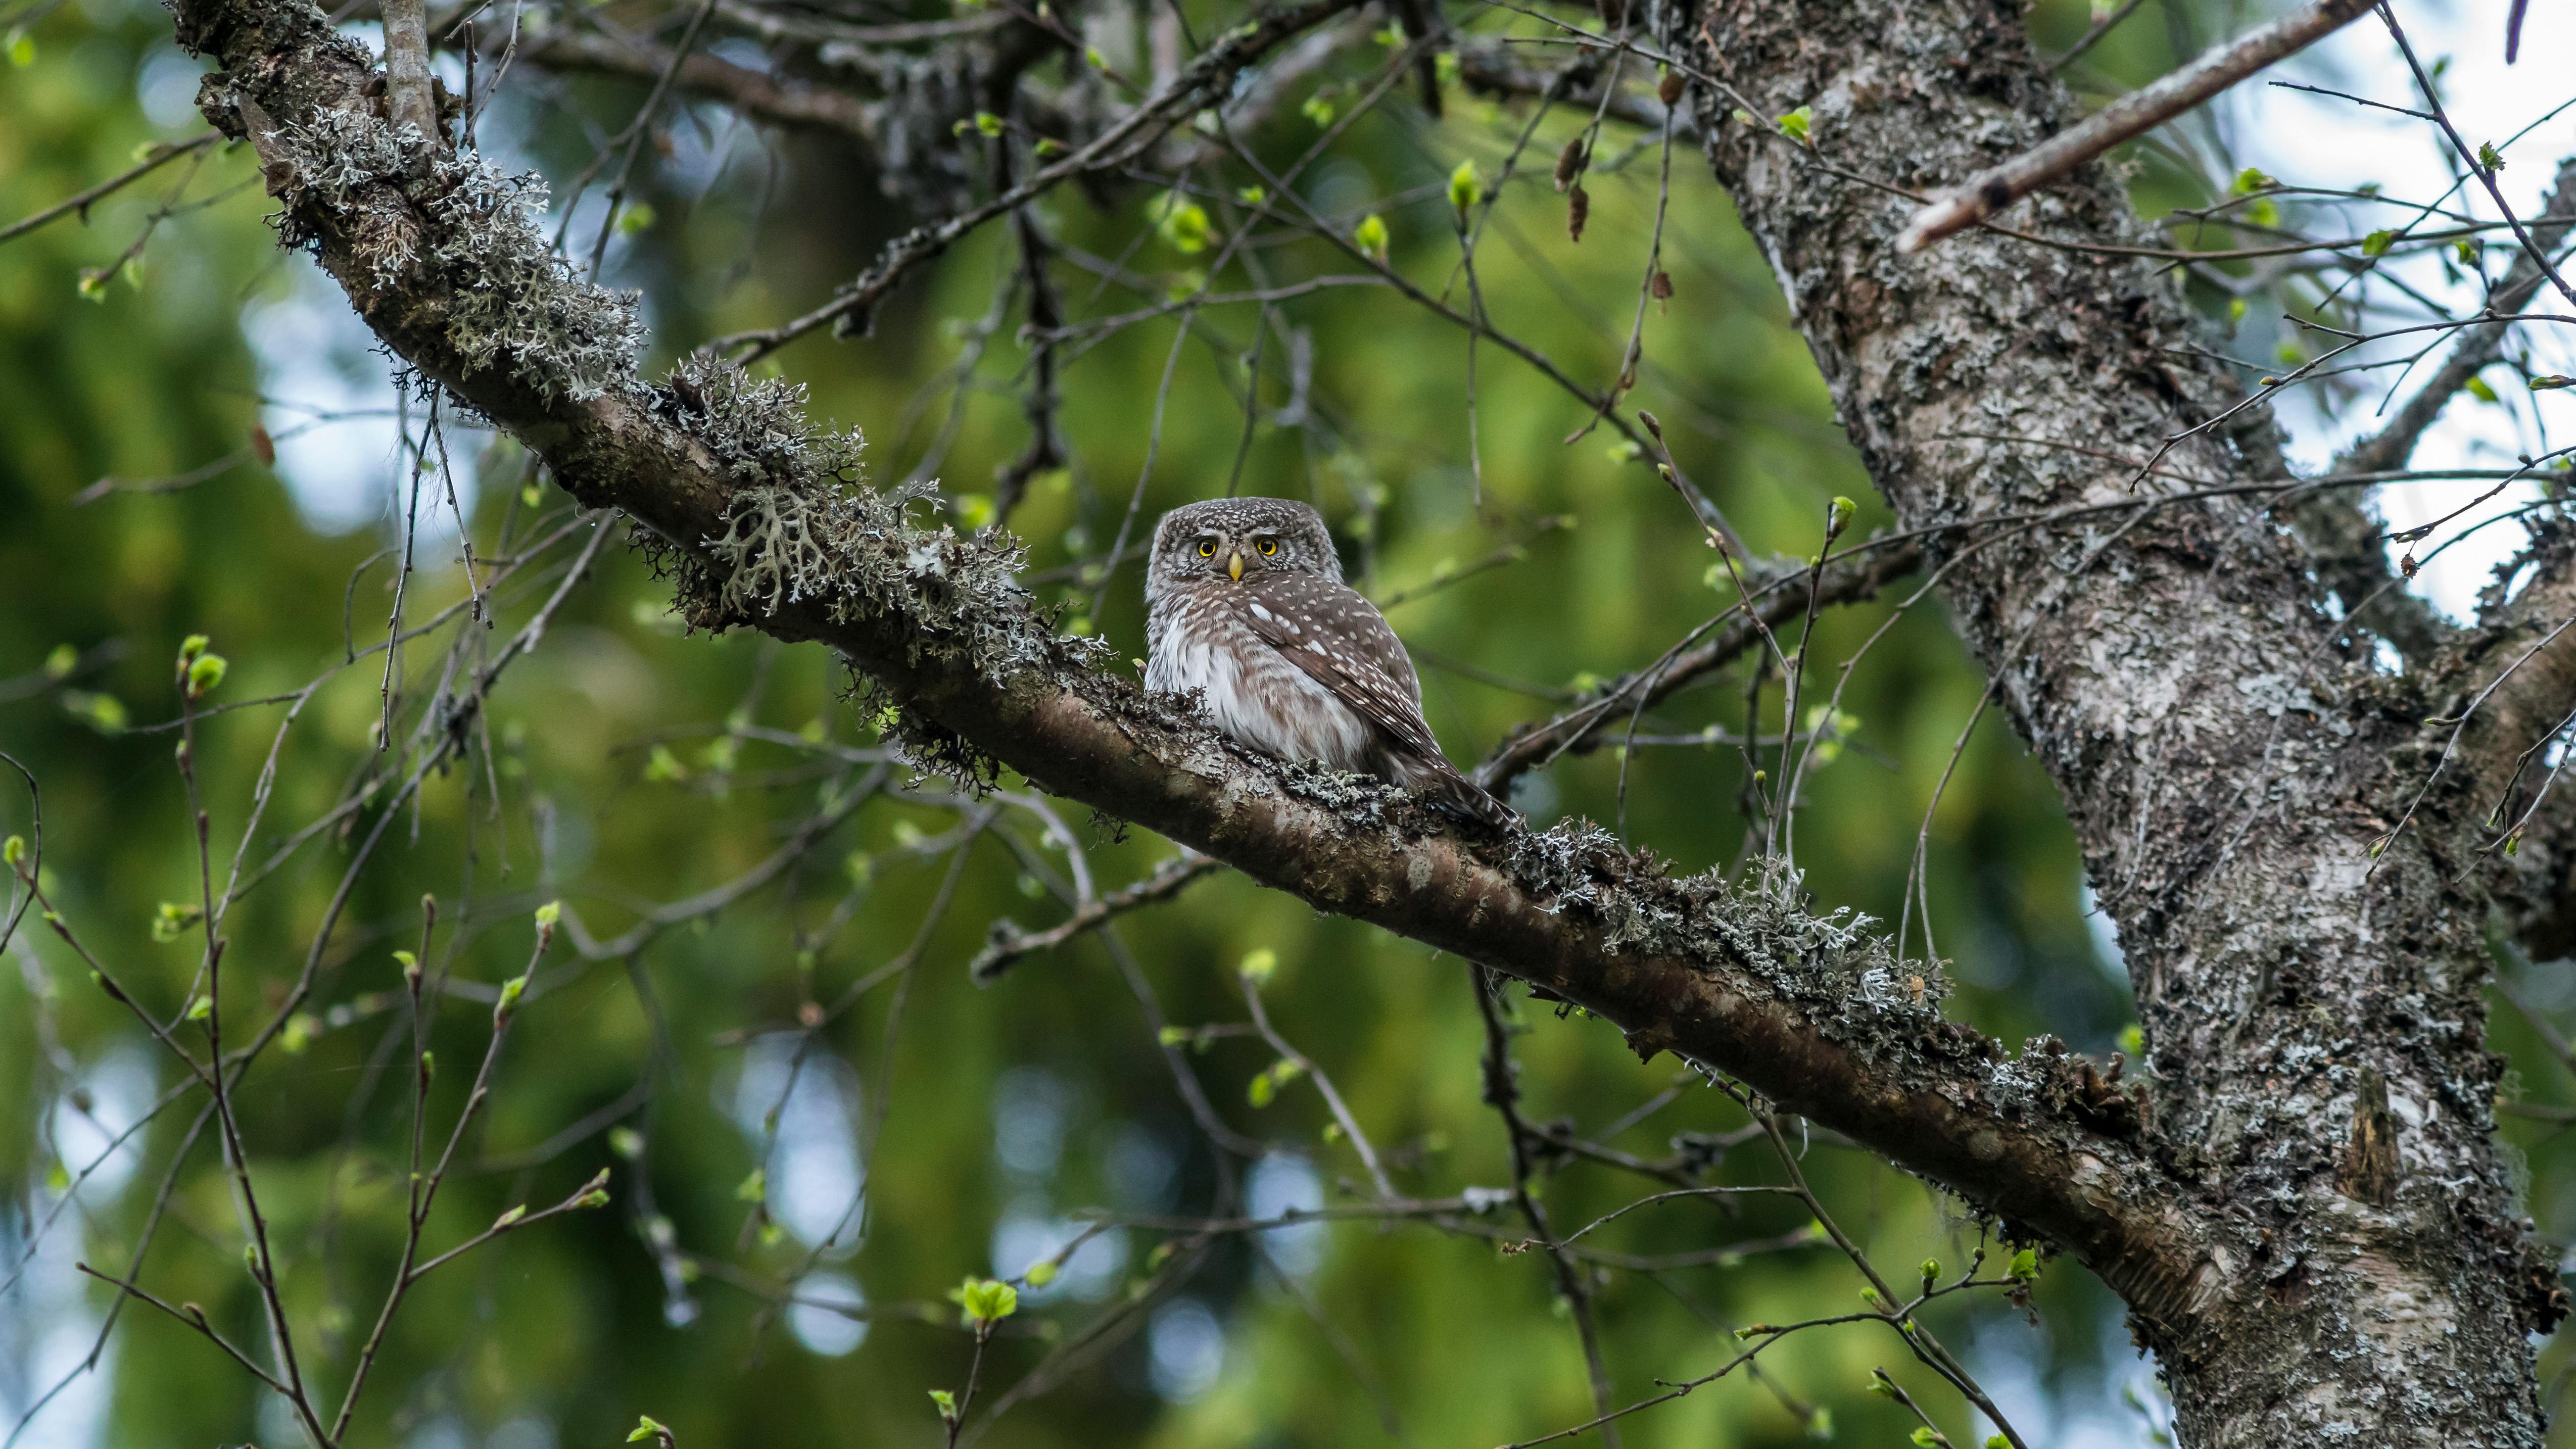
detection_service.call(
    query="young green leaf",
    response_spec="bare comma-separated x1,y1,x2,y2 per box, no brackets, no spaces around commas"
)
1354,212,1389,262
949,1275,1019,1325
1155,193,1210,254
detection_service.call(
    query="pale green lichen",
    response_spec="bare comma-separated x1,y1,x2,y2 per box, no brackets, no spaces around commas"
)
662,355,866,490
1500,821,1998,1078
703,478,1099,688
256,107,643,406
666,377,1108,787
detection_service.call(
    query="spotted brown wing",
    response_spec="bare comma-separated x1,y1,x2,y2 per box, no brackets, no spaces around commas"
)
1235,572,1444,766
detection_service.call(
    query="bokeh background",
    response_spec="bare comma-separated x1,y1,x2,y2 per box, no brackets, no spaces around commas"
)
3,0,2573,1445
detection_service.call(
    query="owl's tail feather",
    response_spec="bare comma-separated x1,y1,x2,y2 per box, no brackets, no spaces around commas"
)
1396,753,1517,832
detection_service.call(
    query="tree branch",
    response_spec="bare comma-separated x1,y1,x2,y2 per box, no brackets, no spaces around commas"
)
1896,0,2374,252
1455,40,1682,134
1477,541,1922,791
175,0,2206,1329
707,0,1374,356
969,853,1221,983
379,0,440,143
2336,153,2576,478
498,21,879,142
0,134,221,247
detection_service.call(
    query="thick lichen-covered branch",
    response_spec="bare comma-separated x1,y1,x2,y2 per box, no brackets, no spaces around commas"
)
176,0,2205,1316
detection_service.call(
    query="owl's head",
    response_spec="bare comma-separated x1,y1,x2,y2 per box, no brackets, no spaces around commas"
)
1146,497,1343,598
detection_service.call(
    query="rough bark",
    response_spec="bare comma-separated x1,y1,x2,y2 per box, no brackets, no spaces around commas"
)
1673,2,2563,1442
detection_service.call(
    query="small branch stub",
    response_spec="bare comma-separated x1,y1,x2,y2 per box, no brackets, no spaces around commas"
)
2337,1065,2400,1208
378,0,441,147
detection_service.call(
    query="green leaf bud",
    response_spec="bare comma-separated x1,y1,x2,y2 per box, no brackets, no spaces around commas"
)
184,653,227,700
1448,159,1482,218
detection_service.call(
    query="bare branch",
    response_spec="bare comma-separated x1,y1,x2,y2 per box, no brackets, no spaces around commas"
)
2336,153,2576,477
502,22,877,141
2378,4,2576,311
706,0,1373,357
1478,540,1922,790
379,0,439,143
1455,40,1680,133
0,135,222,247
1896,0,2374,252
969,852,1221,983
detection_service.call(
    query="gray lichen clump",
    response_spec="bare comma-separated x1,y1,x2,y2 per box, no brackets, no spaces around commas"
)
1508,823,1949,1035
255,106,643,407
646,356,1103,794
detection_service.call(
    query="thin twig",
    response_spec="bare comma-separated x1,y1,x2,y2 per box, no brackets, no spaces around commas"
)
0,135,222,246
970,852,1220,983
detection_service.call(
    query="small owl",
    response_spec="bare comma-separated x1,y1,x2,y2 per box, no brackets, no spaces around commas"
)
1144,497,1513,829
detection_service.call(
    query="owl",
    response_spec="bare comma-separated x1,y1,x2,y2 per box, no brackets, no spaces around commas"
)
1144,497,1513,830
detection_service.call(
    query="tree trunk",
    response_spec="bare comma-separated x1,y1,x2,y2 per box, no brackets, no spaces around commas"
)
1671,1,2559,1440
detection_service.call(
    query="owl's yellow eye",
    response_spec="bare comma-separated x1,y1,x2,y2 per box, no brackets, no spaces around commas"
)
1197,539,1216,557
1258,538,1279,556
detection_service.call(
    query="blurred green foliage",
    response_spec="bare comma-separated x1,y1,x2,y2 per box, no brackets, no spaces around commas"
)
10,0,2568,1446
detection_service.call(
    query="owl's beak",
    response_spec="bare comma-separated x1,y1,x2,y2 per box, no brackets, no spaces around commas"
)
1227,550,1244,581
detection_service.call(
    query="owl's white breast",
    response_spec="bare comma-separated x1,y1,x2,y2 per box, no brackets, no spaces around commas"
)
1148,591,1374,772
